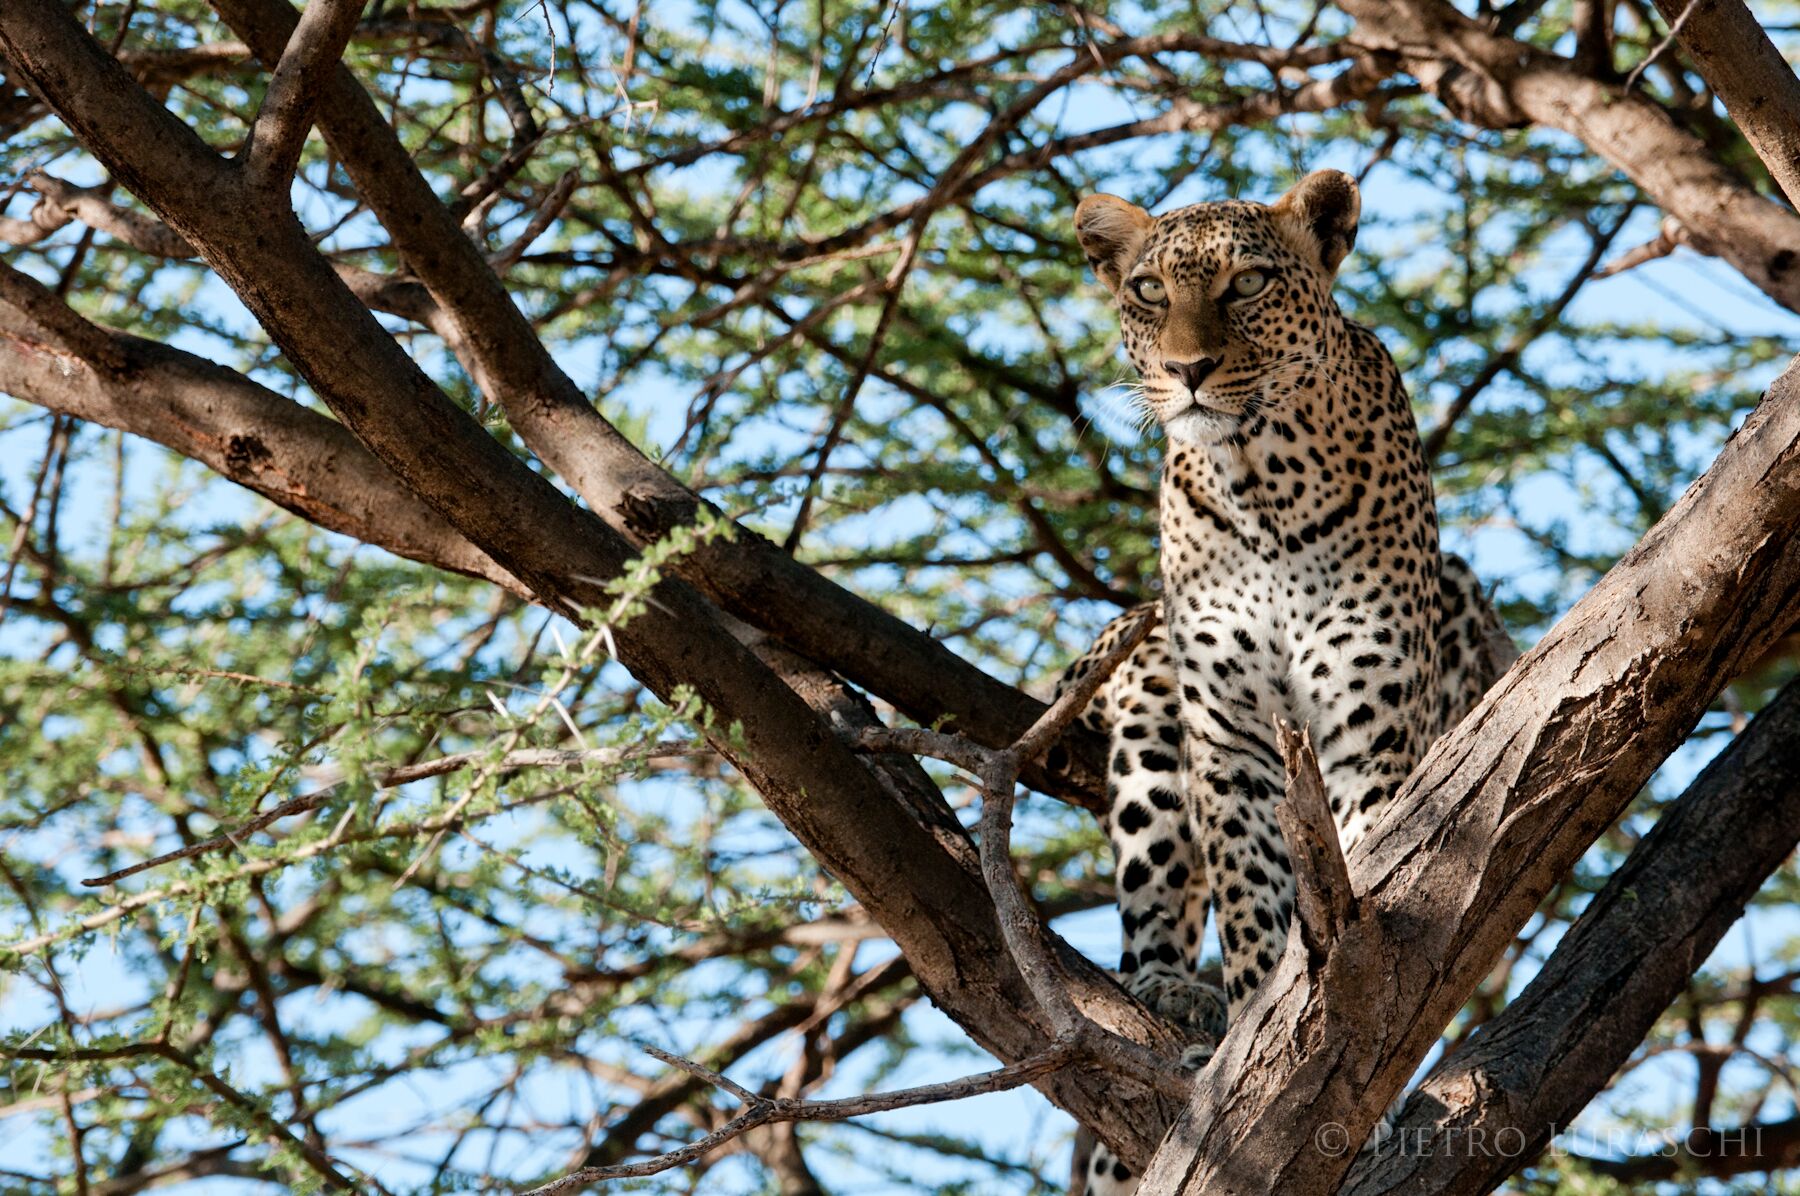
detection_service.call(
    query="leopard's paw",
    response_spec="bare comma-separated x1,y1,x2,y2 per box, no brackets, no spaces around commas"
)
1125,969,1227,1056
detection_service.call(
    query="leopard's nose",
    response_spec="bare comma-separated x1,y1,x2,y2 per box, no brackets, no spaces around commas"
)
1164,357,1218,392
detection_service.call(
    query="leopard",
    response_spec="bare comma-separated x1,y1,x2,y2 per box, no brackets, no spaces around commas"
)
1057,170,1515,1196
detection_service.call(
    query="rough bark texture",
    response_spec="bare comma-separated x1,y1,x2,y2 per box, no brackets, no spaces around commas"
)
1342,677,1800,1195
205,0,1115,813
0,259,523,593
1651,0,1800,207
8,0,1800,1186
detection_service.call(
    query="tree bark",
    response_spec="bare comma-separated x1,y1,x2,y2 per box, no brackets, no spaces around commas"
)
1342,0,1800,315
11,1,1800,1184
0,259,522,594
0,0,1186,1160
204,0,1115,812
1343,678,1800,1195
1649,0,1800,208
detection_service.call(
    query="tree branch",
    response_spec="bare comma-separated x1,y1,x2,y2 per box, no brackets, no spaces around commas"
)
0,4,1192,1157
1342,0,1800,314
0,172,196,256
204,0,1120,810
523,1038,1080,1193
78,740,704,888
1648,0,1800,208
240,0,365,190
1273,721,1355,955
1573,1116,1800,1182
1343,676,1800,1195
0,258,522,592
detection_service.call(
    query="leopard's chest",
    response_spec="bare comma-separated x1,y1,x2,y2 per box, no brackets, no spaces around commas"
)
1154,402,1440,729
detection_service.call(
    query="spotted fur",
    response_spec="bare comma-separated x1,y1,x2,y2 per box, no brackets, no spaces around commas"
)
1061,172,1515,1195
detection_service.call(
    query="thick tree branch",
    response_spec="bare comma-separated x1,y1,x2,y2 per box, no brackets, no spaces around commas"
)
0,1,1189,1156
1341,0,1800,314
240,0,364,190
1342,678,1800,1195
0,258,522,592
1648,0,1800,208
204,0,1118,810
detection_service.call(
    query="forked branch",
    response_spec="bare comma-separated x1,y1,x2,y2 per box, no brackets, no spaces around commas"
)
242,0,365,190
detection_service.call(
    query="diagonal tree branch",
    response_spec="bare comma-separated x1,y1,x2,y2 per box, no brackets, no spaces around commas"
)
0,3,1192,1156
205,0,1120,810
0,258,522,593
1647,0,1800,208
240,0,365,190
1344,676,1800,1195
1340,0,1800,315
527,1039,1081,1192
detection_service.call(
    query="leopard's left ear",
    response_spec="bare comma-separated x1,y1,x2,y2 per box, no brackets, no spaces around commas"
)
1271,169,1360,275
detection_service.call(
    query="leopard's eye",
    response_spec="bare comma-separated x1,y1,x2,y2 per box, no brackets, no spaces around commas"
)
1229,268,1269,299
1130,276,1167,305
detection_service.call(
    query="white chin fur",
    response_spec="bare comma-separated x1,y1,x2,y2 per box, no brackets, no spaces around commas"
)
1161,405,1230,444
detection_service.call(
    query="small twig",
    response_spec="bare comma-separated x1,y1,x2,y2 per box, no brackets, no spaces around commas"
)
1623,0,1700,92
978,607,1157,1030
1272,719,1355,952
359,17,540,208
81,741,701,888
637,1043,761,1105
1596,215,1716,279
779,232,921,552
486,168,579,275
1423,204,1635,461
5,1041,360,1192
242,0,367,190
513,0,557,81
861,0,904,89
521,1037,1079,1192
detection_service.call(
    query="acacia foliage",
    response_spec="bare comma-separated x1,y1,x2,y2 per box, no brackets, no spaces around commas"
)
1,0,1798,1193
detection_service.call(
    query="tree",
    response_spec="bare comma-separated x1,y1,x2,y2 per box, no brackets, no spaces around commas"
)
1,0,1798,1192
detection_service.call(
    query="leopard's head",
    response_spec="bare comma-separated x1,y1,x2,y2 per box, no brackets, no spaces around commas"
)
1075,170,1359,444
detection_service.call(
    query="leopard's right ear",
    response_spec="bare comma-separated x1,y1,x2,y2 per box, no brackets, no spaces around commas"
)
1075,194,1152,295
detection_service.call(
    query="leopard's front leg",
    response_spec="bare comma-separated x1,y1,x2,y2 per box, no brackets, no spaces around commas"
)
1162,613,1298,1019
